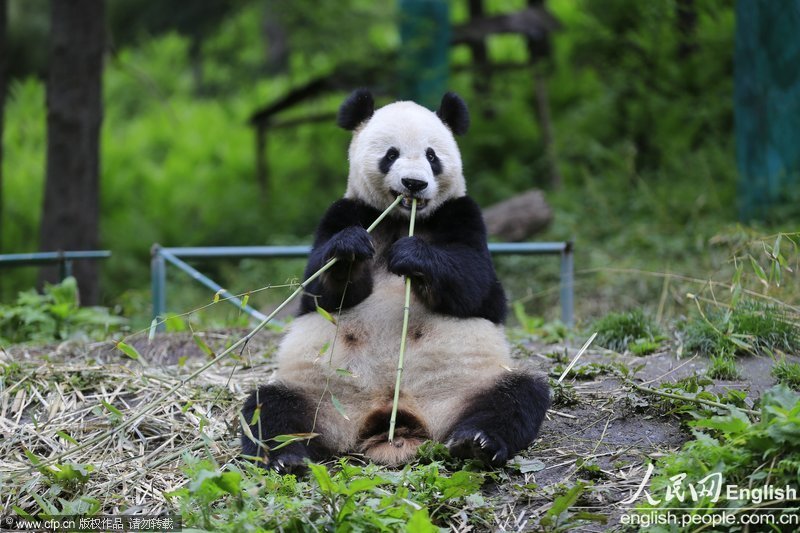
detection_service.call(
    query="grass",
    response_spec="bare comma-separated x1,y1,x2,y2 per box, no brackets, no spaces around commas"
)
772,359,800,390
681,299,800,357
591,310,663,354
706,353,741,380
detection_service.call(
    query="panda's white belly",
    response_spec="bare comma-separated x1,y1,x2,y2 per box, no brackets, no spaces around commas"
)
274,272,513,442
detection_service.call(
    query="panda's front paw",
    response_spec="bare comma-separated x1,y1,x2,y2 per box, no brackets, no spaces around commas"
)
446,428,509,467
269,447,311,475
387,237,431,278
324,226,374,262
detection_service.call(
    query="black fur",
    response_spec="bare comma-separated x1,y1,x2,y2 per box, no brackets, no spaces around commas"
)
299,196,506,324
241,383,332,473
337,88,375,130
446,372,551,466
299,199,381,315
426,147,442,175
387,197,506,323
379,147,399,174
436,92,470,136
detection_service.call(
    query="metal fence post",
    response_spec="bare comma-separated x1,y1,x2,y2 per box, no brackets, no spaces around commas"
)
151,244,166,331
560,241,574,327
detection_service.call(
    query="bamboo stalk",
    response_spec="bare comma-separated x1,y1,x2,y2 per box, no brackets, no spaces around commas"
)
389,198,417,443
19,196,404,474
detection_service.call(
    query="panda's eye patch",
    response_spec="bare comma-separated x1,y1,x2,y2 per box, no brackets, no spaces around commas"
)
379,147,400,174
426,148,443,175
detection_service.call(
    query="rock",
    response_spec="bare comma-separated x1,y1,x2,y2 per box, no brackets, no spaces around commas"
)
483,189,553,241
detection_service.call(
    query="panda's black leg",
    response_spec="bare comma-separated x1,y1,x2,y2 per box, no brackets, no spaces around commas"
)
445,372,550,466
241,383,332,474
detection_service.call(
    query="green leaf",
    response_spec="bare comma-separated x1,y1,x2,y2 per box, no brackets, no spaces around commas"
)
750,255,767,284
693,408,751,436
542,482,586,525
115,341,142,361
269,433,319,451
436,470,484,500
193,334,215,357
23,447,42,466
335,367,353,377
101,400,123,418
148,318,158,341
241,292,250,309
248,406,261,426
406,508,438,533
309,463,338,494
316,306,337,325
56,430,79,445
213,289,224,303
331,394,350,420
214,470,242,494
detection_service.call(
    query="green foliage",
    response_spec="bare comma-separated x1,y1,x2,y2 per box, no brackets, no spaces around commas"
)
772,359,800,390
639,386,800,523
706,353,740,380
2,0,749,326
0,278,126,345
681,299,800,357
168,455,491,531
592,310,663,353
511,302,568,343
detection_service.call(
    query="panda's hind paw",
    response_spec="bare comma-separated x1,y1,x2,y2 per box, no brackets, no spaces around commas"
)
446,429,509,467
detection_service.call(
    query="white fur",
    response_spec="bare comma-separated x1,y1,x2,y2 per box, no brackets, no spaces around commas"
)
345,101,467,218
275,272,513,454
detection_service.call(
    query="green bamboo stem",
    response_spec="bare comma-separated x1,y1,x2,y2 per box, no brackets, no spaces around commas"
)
15,196,404,476
389,198,417,443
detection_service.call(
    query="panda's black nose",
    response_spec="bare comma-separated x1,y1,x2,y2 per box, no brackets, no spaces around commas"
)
401,178,428,193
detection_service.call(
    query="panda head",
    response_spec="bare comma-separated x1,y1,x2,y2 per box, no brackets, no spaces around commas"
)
338,89,470,218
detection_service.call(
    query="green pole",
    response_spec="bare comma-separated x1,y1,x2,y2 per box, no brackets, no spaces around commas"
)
398,0,450,109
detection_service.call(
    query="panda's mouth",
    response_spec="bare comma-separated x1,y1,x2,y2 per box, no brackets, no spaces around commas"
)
392,191,430,211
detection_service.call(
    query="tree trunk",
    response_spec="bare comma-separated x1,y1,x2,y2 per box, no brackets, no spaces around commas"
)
0,0,6,254
39,0,105,304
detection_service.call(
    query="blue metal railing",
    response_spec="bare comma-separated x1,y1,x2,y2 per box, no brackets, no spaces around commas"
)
151,242,574,329
0,250,111,281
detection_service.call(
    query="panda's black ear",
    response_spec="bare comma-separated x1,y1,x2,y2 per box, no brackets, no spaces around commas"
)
436,92,470,135
337,89,375,130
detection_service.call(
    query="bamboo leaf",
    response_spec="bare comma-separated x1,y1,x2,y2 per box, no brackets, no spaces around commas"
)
193,334,215,357
116,341,141,361
248,406,261,426
331,394,350,420
316,306,337,324
148,318,158,341
56,430,79,445
749,256,767,285
101,400,123,417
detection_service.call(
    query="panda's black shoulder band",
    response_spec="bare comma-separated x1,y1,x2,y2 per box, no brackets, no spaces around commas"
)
436,92,470,136
338,89,375,130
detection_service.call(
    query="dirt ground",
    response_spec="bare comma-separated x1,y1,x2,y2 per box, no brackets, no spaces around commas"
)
1,328,792,531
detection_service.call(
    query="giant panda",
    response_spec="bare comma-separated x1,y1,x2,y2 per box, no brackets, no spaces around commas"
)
242,89,550,473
